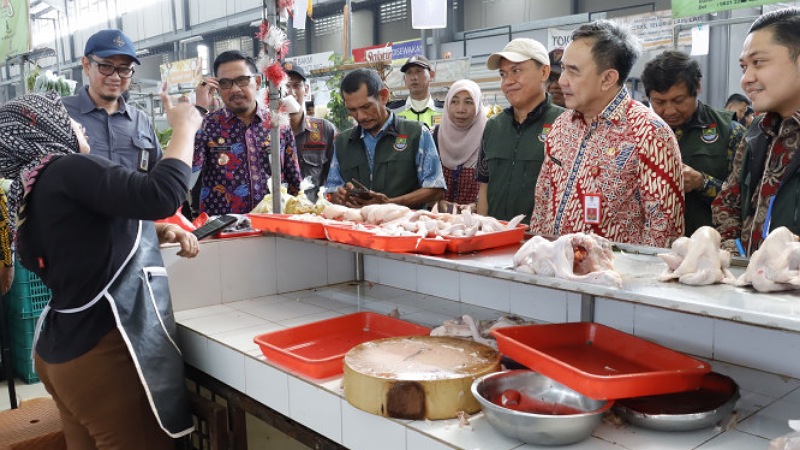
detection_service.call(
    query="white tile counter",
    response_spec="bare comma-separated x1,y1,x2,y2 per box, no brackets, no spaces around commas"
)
164,235,800,449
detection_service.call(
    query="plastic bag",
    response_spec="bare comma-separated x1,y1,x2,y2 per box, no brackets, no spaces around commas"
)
769,420,800,450
251,178,289,213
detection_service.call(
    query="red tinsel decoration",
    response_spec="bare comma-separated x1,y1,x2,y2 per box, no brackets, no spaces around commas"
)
265,61,287,87
255,21,268,41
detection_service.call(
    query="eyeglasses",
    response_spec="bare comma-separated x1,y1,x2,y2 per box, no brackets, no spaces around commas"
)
88,57,135,78
218,75,254,89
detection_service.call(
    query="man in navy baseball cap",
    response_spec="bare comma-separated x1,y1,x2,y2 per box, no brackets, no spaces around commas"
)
62,28,164,176
84,29,141,65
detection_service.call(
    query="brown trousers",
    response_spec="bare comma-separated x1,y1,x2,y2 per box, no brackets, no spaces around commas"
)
34,328,179,450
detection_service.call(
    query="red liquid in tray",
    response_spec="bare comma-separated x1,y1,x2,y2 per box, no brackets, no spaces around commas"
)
490,389,584,415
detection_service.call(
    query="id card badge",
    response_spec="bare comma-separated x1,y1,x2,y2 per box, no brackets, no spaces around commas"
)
137,148,150,172
584,193,601,224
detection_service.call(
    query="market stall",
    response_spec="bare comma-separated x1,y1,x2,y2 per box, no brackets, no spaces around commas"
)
165,230,800,449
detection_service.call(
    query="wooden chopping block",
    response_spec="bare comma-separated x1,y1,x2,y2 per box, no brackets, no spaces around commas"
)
343,336,501,420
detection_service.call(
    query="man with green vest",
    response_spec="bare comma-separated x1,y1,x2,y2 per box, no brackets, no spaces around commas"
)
476,38,565,222
642,50,745,236
325,68,446,208
387,55,443,129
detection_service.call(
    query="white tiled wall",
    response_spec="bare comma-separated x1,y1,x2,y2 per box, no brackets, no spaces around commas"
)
220,237,279,302
634,305,715,359
417,265,460,300
166,240,224,311
509,283,569,323
288,376,343,443
714,320,800,379
342,402,408,450
245,356,290,416
165,236,355,312
595,297,635,333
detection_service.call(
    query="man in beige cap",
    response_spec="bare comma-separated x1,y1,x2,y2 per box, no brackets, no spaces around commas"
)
387,55,443,128
476,38,565,222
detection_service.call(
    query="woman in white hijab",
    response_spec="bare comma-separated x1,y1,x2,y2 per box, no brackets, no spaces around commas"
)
433,79,487,211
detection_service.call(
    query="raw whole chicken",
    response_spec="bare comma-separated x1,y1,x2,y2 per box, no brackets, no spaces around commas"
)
731,227,800,292
321,204,363,222
512,233,622,287
658,226,735,285
429,315,528,348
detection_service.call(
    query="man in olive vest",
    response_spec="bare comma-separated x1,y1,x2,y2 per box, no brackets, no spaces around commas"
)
325,69,446,208
713,7,800,256
476,38,565,222
387,55,443,129
642,50,745,236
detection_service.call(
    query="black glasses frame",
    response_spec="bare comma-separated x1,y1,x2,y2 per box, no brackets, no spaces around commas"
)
88,57,135,79
218,75,255,89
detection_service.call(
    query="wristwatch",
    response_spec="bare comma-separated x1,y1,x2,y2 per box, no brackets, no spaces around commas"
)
195,105,209,116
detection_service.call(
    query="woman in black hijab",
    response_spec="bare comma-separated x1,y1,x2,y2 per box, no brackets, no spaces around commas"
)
0,90,201,449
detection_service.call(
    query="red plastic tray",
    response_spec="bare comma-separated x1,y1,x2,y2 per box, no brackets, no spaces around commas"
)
414,238,449,255
247,213,327,239
254,312,430,379
446,224,527,253
491,322,711,400
324,223,423,253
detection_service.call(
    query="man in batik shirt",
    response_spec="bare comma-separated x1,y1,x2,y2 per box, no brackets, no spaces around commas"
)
712,7,800,256
530,21,684,248
193,50,301,215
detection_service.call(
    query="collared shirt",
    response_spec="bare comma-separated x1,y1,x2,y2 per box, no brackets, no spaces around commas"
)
531,88,685,247
673,103,745,200
193,104,302,215
294,114,337,202
712,112,800,254
62,85,162,172
325,113,446,191
389,96,443,128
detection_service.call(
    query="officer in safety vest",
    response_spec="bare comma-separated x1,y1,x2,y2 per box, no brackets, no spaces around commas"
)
641,50,745,236
387,55,443,129
325,68,446,208
283,62,337,202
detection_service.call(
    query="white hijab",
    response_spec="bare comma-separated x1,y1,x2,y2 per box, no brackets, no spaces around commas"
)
437,79,487,169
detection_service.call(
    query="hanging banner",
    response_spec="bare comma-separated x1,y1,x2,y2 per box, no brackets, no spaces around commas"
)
616,10,699,52
392,39,423,61
353,40,423,63
672,0,784,18
0,0,31,61
547,28,574,51
285,51,335,72
410,0,447,29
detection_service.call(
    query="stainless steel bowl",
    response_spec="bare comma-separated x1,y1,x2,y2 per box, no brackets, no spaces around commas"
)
471,370,613,446
613,372,740,431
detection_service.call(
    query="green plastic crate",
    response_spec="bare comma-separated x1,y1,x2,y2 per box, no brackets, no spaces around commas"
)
5,261,50,320
3,260,50,383
9,315,38,383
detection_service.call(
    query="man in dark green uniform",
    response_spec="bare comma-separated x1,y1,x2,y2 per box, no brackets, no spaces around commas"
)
325,69,446,208
476,38,565,222
642,50,745,236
